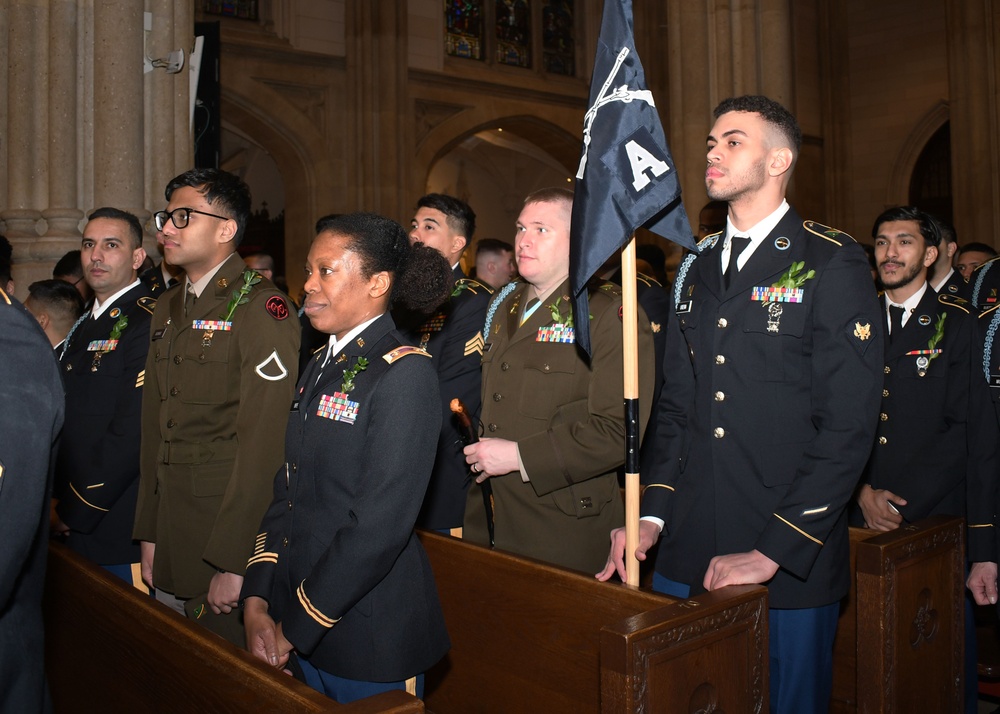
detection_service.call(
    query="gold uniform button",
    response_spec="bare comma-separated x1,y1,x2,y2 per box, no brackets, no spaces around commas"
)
717,318,728,328
488,423,498,432
282,537,288,547
166,419,176,428
501,362,510,371
884,365,891,374
173,355,183,364
878,436,887,445
715,355,726,365
543,364,551,372
880,413,888,422
287,501,292,511
493,393,502,402
714,391,725,402
713,427,725,439
883,389,889,398
170,387,179,396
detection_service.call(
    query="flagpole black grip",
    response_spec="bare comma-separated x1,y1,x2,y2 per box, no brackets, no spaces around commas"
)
624,397,640,474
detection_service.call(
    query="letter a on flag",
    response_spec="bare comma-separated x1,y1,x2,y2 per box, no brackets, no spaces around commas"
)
569,0,695,356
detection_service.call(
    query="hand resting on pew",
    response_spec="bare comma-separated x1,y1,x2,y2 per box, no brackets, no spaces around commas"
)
244,595,294,669
968,561,999,605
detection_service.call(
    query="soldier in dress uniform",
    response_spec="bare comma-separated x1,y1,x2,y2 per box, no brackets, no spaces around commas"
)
242,213,450,703
134,168,300,645
54,207,156,585
0,284,64,714
397,194,493,534
462,187,655,573
600,96,884,712
852,206,974,530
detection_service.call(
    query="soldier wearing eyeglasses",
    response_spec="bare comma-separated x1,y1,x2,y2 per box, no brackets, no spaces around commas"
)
134,168,300,645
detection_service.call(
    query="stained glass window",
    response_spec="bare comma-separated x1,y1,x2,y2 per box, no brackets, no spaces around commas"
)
542,0,574,76
202,1,258,20
446,1,485,60
496,0,531,68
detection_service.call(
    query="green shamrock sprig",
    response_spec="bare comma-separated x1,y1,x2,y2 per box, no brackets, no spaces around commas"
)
109,314,129,340
221,269,261,323
341,356,369,393
926,312,947,363
772,261,816,290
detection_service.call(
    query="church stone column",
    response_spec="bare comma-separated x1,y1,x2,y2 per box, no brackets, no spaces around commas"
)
944,0,1000,247
344,0,410,217
44,0,85,239
93,0,147,223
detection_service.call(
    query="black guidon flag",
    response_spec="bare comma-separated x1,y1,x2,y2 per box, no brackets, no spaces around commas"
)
569,0,695,356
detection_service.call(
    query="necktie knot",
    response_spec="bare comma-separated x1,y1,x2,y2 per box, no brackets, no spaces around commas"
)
724,236,751,289
888,304,905,343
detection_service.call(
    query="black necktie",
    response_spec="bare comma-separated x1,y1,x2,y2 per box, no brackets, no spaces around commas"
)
724,236,751,289
888,305,904,344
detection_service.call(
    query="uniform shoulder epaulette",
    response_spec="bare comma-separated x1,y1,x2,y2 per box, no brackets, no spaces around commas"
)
636,272,662,288
0,286,10,306
938,293,970,313
695,231,722,253
382,345,431,364
804,221,853,246
455,277,494,296
137,296,157,315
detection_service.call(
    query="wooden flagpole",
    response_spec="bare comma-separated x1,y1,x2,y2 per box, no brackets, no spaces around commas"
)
620,236,641,587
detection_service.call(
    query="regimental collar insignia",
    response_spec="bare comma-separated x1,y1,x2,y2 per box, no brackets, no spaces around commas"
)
109,307,121,319
356,337,365,348
774,236,790,250
918,314,931,326
949,284,958,293
854,322,872,341
217,277,228,289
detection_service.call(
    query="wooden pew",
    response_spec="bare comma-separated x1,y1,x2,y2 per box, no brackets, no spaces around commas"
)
43,542,423,714
418,531,769,714
831,515,965,713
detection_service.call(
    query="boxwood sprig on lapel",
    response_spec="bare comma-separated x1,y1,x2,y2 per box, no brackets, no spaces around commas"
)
221,269,261,323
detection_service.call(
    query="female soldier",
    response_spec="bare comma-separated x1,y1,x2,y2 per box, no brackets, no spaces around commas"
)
242,212,451,702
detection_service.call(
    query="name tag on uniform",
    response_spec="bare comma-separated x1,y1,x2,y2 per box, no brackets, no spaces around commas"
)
676,300,692,314
290,399,300,412
87,339,119,351
990,375,1000,389
193,319,232,331
750,286,804,303
152,328,166,340
537,324,575,343
317,392,359,425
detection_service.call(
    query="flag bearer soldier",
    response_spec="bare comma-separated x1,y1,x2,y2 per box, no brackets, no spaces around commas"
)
463,187,655,573
135,168,300,645
600,95,884,712
55,207,156,584
401,194,493,533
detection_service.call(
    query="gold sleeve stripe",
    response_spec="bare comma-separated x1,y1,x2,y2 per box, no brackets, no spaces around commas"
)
69,482,110,512
297,581,339,628
246,553,279,567
969,523,994,528
645,483,675,492
86,483,105,489
773,513,823,545
135,370,145,388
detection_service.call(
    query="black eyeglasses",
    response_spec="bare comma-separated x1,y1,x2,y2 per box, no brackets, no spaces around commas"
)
154,207,230,231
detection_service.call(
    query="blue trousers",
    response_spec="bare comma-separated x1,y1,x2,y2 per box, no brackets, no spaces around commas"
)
654,573,839,714
297,655,424,704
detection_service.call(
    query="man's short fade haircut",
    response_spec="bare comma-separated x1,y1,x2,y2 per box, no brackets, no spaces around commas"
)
165,168,252,245
930,215,957,246
27,278,85,323
415,193,476,241
871,206,941,247
53,250,84,279
476,238,514,257
88,206,144,250
523,186,574,210
959,241,999,258
713,95,802,156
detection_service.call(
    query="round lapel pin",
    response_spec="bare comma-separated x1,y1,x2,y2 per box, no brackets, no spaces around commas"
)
917,314,931,326
774,236,790,250
109,308,121,318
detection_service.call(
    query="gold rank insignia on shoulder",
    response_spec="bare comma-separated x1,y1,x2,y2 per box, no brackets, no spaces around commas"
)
854,322,872,341
383,345,431,363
